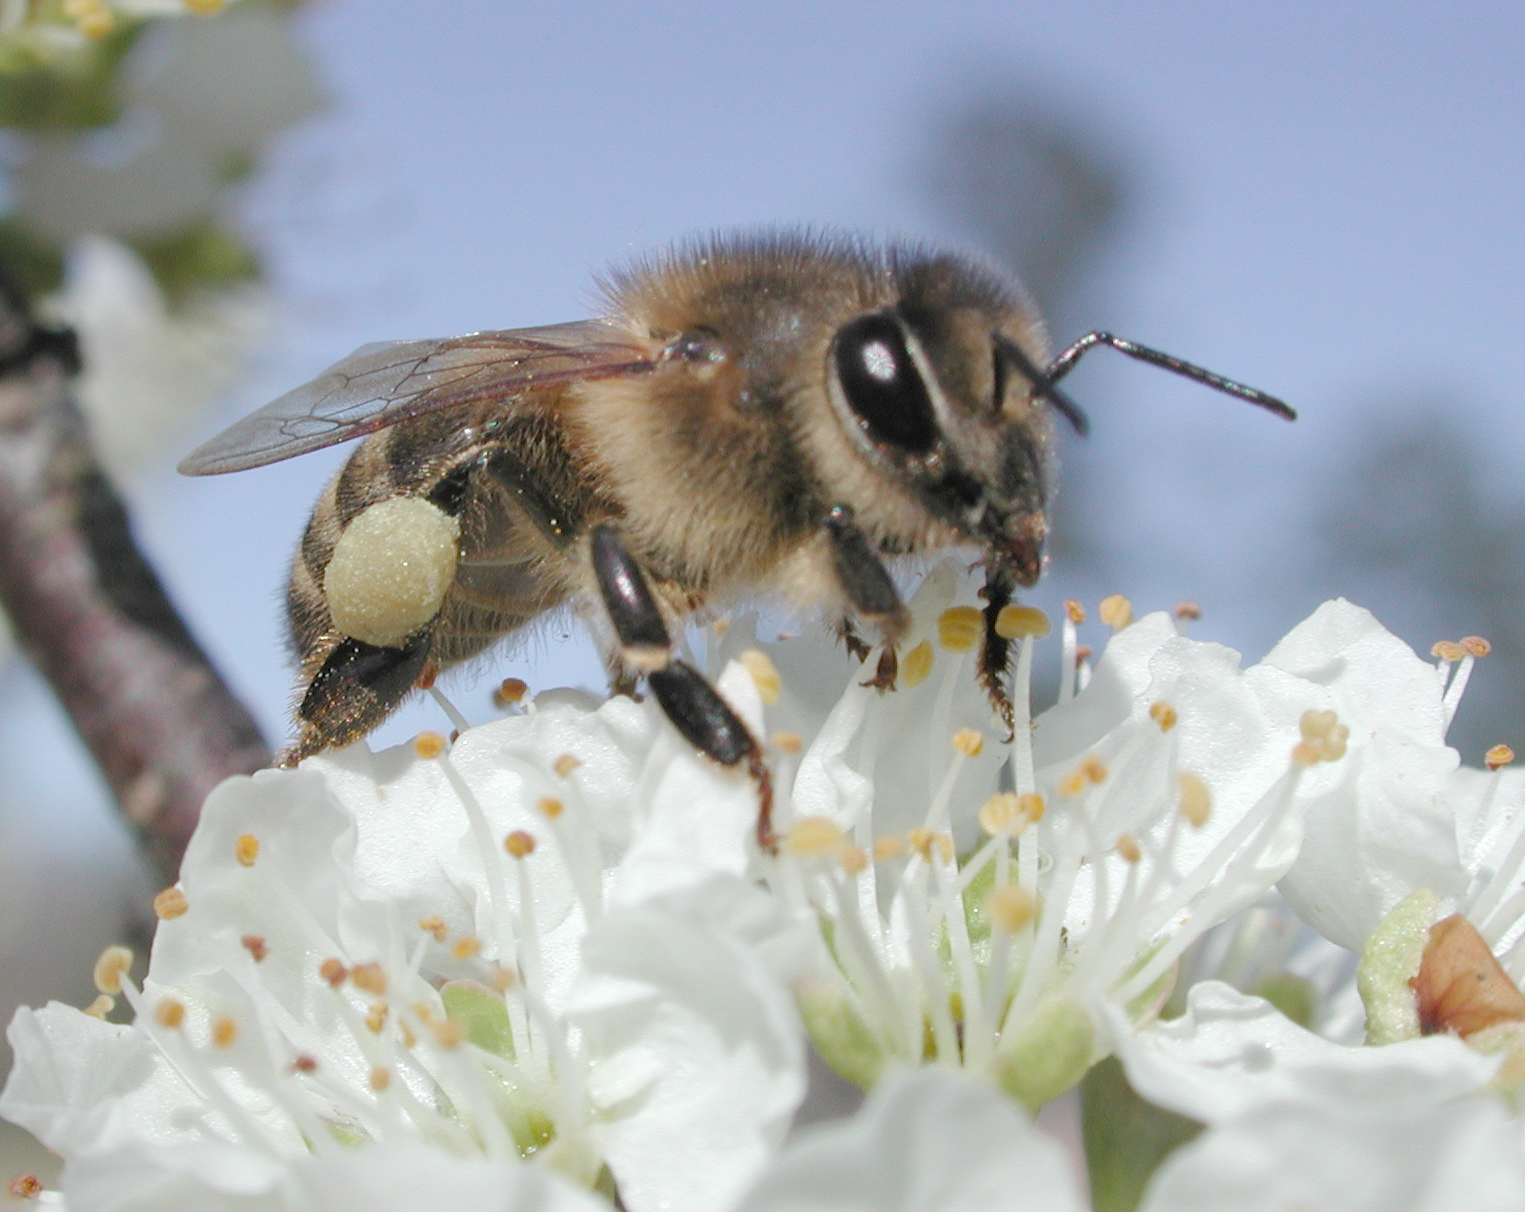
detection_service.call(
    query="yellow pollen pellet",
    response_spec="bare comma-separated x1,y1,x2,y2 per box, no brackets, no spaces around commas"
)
366,1002,389,1033
351,962,388,996
908,828,935,859
1487,744,1516,771
899,640,935,689
1174,600,1202,622
1099,594,1133,630
1058,769,1088,798
9,1175,44,1200
1179,771,1212,828
488,965,516,992
93,944,133,995
369,1065,391,1091
1116,834,1141,863
785,816,845,858
414,731,448,759
937,605,984,652
873,834,905,861
553,753,580,777
1149,701,1178,732
988,884,1037,933
738,649,782,704
1299,709,1339,742
771,730,803,754
234,834,259,867
320,958,349,987
1462,635,1492,657
1431,640,1466,662
995,604,1051,640
979,791,1023,835
838,845,868,875
494,677,529,707
537,796,564,820
952,727,984,758
241,934,268,962
418,915,448,942
504,830,536,858
153,886,188,920
1082,754,1108,784
290,1054,318,1074
452,936,482,960
154,999,185,1030
432,1020,463,1049
1065,599,1086,625
211,1016,237,1047
84,994,114,1019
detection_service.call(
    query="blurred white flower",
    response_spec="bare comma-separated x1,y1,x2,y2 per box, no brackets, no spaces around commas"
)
1,667,805,1212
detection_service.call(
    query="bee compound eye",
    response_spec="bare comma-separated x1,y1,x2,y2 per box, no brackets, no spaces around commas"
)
832,313,938,454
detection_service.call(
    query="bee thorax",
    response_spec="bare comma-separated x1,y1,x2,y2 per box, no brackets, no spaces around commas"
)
323,498,461,648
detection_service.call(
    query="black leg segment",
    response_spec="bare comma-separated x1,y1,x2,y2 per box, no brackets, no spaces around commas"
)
823,506,908,632
591,523,670,655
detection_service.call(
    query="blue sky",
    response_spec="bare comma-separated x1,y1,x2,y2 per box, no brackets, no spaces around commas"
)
4,0,1524,1018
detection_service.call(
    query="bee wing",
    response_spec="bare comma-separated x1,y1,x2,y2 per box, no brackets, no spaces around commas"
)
179,320,655,475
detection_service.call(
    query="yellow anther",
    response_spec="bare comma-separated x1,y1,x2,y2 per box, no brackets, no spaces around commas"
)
979,792,1023,835
908,828,935,859
1487,744,1516,771
1116,834,1141,863
771,730,803,754
451,936,482,960
487,965,516,992
366,1002,389,1034
84,994,114,1019
1299,709,1339,742
412,1003,436,1026
1082,754,1108,784
537,796,564,819
987,884,1037,933
738,649,782,705
494,677,529,707
1291,740,1322,766
1065,599,1086,625
414,731,448,759
211,1016,237,1047
504,830,536,858
75,6,113,38
552,753,580,777
712,616,732,637
183,0,226,13
290,1054,318,1074
1099,594,1133,630
369,1065,391,1092
937,605,984,652
351,962,388,996
152,887,188,920
838,845,868,875
399,1023,417,1048
873,834,905,861
1431,640,1466,662
1174,600,1202,622
432,1019,463,1049
154,999,185,1030
1059,769,1088,798
995,604,1051,640
899,639,934,688
9,1175,43,1200
1019,793,1046,823
1317,723,1349,762
93,945,133,995
418,915,448,942
1461,635,1492,657
1149,701,1178,732
952,727,984,758
234,833,259,867
935,833,955,863
784,817,845,858
320,958,348,987
1179,771,1212,828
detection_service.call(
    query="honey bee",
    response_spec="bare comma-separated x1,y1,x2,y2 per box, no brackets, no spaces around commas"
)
182,231,1292,846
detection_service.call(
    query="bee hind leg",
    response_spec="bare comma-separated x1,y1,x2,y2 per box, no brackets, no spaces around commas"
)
589,523,775,851
823,505,908,692
281,633,432,765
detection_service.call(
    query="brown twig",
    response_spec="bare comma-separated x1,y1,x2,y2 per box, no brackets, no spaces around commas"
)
0,288,269,885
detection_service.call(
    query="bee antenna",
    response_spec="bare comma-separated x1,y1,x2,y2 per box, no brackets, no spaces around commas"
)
1045,332,1297,422
993,333,1090,436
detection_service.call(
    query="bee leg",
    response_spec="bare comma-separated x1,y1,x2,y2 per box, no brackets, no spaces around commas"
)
283,634,432,764
823,505,908,692
978,576,1016,739
589,523,775,851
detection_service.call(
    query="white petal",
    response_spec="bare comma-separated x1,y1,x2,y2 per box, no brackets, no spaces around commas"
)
736,1067,1086,1212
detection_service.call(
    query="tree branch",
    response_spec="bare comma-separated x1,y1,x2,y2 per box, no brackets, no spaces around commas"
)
0,289,270,885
